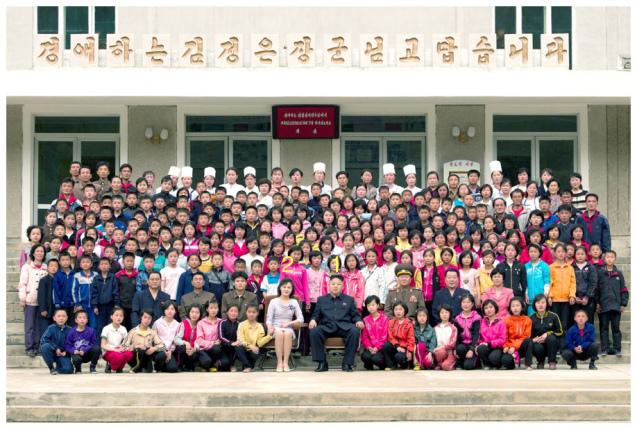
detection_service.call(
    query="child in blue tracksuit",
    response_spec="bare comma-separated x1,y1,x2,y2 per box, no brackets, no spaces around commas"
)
72,255,98,329
524,244,550,315
53,253,76,319
90,258,121,335
561,309,598,370
39,308,73,374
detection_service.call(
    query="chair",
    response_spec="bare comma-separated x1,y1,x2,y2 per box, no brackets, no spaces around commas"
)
256,295,304,370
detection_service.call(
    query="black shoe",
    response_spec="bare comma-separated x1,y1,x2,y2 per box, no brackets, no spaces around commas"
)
601,349,608,356
27,350,36,358
49,368,58,375
589,361,598,370
607,349,616,355
90,365,97,374
105,364,112,373
615,349,622,357
74,364,82,374
342,364,354,372
116,369,123,373
314,361,329,372
570,363,578,370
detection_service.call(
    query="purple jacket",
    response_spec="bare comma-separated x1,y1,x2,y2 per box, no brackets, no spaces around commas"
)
64,326,97,354
478,317,506,348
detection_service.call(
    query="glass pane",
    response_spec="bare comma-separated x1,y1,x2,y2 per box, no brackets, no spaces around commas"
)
64,6,88,49
189,140,226,181
186,116,271,133
232,139,268,183
341,116,426,133
37,6,58,34
539,139,574,187
495,6,516,49
344,140,380,187
35,116,119,133
496,139,532,183
81,140,117,181
38,209,49,226
95,6,116,49
37,140,74,205
522,6,544,49
386,140,424,188
552,6,572,69
493,115,577,132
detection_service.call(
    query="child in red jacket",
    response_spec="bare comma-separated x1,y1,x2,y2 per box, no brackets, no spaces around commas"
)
381,302,414,370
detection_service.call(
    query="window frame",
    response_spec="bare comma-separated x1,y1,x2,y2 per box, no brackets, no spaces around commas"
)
33,132,120,221
34,6,117,49
493,6,572,69
340,133,427,187
185,132,272,180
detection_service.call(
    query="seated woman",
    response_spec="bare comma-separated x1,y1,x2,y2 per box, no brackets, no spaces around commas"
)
173,304,201,372
529,294,563,370
381,302,414,370
476,300,506,369
454,294,481,370
481,269,514,320
266,279,304,372
502,297,532,370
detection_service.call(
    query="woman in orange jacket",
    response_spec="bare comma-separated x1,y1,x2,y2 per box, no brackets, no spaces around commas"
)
381,302,415,369
502,297,533,370
548,244,576,346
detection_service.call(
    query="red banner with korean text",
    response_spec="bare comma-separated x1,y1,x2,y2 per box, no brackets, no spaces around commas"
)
272,105,340,139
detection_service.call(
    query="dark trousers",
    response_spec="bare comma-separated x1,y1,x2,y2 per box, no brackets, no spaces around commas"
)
94,304,113,336
300,305,312,356
572,299,595,327
599,310,622,352
360,348,386,370
154,350,179,372
455,343,479,370
176,345,199,370
40,343,73,373
476,344,503,368
71,345,101,370
551,302,572,345
61,307,75,325
122,307,133,332
198,345,223,370
24,305,40,353
37,315,52,348
501,338,533,369
532,335,560,364
381,342,409,369
219,344,236,371
561,343,599,366
235,346,259,369
309,324,360,366
425,301,434,326
129,348,159,372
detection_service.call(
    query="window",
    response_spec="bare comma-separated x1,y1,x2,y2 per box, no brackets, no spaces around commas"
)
186,116,271,182
494,115,577,186
36,6,116,49
495,6,572,67
33,116,120,223
341,116,427,187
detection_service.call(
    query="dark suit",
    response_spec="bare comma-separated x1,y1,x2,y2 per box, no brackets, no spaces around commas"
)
432,287,470,325
309,293,362,365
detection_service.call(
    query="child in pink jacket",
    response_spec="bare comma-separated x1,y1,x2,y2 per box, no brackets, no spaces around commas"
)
476,299,507,369
343,254,366,311
360,295,389,370
433,304,458,371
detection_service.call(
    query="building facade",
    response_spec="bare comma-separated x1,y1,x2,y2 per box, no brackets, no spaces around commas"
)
5,5,631,241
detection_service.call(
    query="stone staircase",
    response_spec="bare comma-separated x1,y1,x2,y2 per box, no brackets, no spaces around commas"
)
5,236,632,368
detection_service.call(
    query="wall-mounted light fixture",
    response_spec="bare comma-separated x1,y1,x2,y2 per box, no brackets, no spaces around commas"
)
145,127,169,144
451,125,476,144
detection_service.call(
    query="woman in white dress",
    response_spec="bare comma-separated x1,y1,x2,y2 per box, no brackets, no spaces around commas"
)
266,279,303,372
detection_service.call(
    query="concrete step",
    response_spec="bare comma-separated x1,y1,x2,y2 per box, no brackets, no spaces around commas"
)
6,403,630,422
5,352,631,369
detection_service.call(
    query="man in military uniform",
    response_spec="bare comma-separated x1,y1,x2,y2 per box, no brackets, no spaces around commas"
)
384,264,425,320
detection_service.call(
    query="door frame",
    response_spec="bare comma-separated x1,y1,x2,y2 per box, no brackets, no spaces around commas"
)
494,132,578,182
340,133,427,186
33,133,120,221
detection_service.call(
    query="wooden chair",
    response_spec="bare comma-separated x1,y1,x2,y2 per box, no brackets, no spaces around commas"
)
256,295,304,370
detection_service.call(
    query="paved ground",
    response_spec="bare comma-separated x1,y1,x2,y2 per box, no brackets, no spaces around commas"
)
6,365,630,394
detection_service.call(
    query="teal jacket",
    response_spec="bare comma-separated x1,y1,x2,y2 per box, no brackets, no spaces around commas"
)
525,260,551,315
414,324,437,351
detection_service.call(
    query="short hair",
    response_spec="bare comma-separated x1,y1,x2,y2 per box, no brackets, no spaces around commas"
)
329,273,344,283
140,308,154,319
364,295,381,307
482,299,499,314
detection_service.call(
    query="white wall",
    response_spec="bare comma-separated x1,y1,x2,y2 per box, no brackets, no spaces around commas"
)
8,6,630,70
